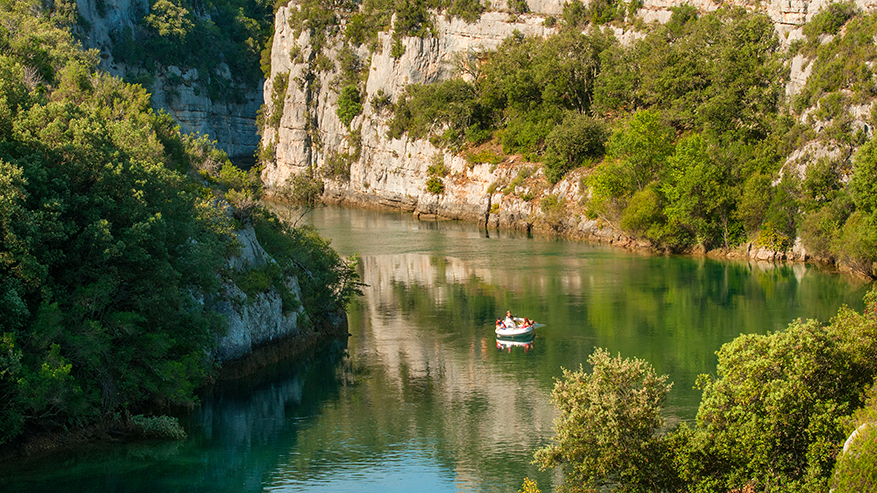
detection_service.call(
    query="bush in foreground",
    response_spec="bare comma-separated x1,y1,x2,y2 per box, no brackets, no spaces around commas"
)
537,290,877,492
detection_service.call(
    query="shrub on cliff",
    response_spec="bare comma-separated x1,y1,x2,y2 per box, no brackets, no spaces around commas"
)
387,78,478,146
803,1,859,40
337,84,363,127
444,0,484,23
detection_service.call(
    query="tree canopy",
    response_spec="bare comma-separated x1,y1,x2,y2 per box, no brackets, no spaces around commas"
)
536,290,877,492
0,0,361,446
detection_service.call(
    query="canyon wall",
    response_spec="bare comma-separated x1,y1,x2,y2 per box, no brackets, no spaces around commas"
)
75,0,262,159
214,225,312,362
260,0,872,260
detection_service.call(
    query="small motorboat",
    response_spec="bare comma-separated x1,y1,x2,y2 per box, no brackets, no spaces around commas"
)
495,323,534,339
495,317,543,339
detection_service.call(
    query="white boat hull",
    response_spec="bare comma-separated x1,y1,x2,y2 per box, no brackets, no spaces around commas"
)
495,325,535,338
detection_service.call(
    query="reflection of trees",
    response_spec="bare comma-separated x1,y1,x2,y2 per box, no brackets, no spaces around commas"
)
361,251,867,419
180,349,351,490
271,205,866,490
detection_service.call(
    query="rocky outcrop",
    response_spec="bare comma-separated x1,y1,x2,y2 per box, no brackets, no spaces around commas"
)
212,224,348,367
260,7,565,228
75,0,262,159
213,225,313,362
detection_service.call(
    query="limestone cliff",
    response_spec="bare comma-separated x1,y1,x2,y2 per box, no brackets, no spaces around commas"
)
260,7,569,230
75,0,262,159
213,225,312,362
260,0,875,263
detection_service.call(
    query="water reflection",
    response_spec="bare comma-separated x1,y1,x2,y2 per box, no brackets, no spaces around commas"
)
0,205,869,493
496,336,536,352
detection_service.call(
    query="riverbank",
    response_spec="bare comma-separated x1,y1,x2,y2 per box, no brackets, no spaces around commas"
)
0,324,348,461
310,181,862,279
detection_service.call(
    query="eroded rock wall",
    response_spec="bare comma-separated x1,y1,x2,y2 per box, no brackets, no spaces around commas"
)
260,0,873,260
261,8,564,229
214,225,312,362
75,0,262,159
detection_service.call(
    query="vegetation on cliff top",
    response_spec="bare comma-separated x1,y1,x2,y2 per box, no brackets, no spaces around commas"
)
375,3,877,277
0,0,360,447
106,0,275,101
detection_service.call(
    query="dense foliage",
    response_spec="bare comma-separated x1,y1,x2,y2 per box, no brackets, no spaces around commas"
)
109,0,274,100
0,1,360,446
533,349,673,492
536,290,877,492
0,1,227,443
376,3,877,273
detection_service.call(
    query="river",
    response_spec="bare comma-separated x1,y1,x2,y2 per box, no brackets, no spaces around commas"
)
1,205,868,492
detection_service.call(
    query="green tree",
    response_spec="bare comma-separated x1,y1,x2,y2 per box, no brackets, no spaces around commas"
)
832,211,877,276
543,112,606,183
533,291,877,492
143,0,194,39
619,183,691,250
735,171,773,236
662,133,733,248
387,78,478,146
534,348,674,492
849,137,877,215
602,109,675,194
800,193,853,257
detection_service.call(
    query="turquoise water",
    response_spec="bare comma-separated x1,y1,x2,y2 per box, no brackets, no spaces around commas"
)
1,205,868,492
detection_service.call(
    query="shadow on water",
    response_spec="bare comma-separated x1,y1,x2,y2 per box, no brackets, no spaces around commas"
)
0,342,352,493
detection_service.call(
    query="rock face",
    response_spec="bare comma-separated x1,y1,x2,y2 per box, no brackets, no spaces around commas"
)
75,0,262,159
213,225,313,362
260,7,567,231
260,0,872,262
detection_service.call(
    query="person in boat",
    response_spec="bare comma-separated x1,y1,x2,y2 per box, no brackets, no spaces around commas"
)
504,311,515,328
523,317,533,328
496,319,504,329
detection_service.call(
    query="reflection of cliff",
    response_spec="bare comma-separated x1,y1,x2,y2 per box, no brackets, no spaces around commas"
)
181,211,867,491
192,251,562,491
342,254,559,489
170,351,344,491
